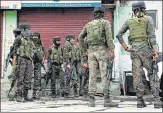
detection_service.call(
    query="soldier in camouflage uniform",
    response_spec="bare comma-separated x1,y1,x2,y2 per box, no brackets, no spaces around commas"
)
62,35,78,97
48,36,63,98
32,32,45,100
78,7,118,107
14,24,35,102
80,52,89,100
116,1,162,108
74,41,83,96
7,28,22,101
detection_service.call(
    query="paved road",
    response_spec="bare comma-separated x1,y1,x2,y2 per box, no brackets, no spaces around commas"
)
1,98,162,112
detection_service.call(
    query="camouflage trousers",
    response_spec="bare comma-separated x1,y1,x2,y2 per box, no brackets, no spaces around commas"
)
81,67,89,96
51,64,62,96
33,62,42,92
62,62,79,96
88,49,109,95
131,52,160,99
16,56,33,96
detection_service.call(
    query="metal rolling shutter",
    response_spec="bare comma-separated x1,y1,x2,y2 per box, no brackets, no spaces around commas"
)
18,8,113,51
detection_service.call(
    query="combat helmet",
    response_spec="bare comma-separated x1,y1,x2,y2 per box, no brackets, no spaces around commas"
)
52,36,61,41
13,28,22,35
19,24,31,30
65,34,75,40
132,1,146,11
32,32,40,38
21,31,31,38
94,7,105,13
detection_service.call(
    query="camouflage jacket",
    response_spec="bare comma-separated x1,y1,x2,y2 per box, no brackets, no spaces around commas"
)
78,18,114,53
63,41,76,62
116,16,156,52
48,44,63,65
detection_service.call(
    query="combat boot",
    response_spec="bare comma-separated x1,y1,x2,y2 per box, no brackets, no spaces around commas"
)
82,94,89,101
23,90,33,102
104,95,118,107
16,95,23,102
154,98,163,108
89,95,95,107
32,90,40,100
49,92,56,98
137,99,147,108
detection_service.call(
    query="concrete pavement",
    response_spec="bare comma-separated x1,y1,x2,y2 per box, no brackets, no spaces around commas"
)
1,97,162,112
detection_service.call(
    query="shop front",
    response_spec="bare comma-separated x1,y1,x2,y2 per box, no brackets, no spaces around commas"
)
18,0,114,51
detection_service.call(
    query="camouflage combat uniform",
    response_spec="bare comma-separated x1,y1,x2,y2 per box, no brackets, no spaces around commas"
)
116,10,162,108
80,52,89,98
7,28,22,100
63,35,78,97
48,37,63,97
78,7,118,107
32,32,45,99
15,30,35,102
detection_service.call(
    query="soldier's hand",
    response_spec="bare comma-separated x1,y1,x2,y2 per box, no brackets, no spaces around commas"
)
125,46,132,52
153,54,159,61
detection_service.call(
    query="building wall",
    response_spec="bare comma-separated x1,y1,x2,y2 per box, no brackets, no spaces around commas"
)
0,11,3,76
1,11,17,81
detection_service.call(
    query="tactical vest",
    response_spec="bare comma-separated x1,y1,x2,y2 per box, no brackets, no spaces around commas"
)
35,45,44,61
17,38,35,58
86,19,106,46
50,45,62,64
128,17,147,42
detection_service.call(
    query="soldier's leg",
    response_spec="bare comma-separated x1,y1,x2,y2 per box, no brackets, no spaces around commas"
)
82,69,89,100
23,59,33,102
16,57,26,102
88,52,98,107
97,50,118,107
51,65,56,97
143,55,162,108
33,62,41,99
72,65,79,97
59,71,64,97
132,57,146,108
141,68,150,95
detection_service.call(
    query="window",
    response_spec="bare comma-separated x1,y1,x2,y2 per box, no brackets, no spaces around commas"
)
146,10,158,29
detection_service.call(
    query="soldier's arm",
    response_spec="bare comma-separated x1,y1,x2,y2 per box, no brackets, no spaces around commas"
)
104,20,115,53
146,16,158,55
116,20,129,50
47,48,52,61
12,38,21,56
47,48,52,67
42,46,46,63
78,26,87,50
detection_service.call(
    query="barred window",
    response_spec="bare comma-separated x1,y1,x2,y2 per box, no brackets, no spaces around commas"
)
146,10,158,29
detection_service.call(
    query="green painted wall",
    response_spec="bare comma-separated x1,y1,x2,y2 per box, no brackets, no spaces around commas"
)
2,11,17,82
114,2,132,55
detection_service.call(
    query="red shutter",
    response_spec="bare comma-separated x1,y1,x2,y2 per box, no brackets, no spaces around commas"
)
18,8,112,51
0,11,3,75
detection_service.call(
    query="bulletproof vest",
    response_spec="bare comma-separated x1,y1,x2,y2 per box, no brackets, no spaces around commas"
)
63,41,74,59
35,45,44,61
128,17,147,42
50,45,62,64
17,37,35,58
86,19,106,46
